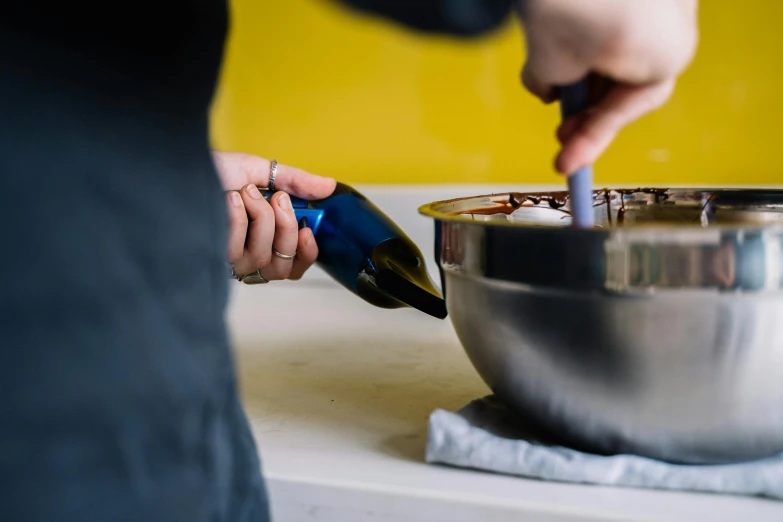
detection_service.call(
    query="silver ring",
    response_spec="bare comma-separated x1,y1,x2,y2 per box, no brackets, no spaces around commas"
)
268,159,278,192
272,248,296,260
230,266,269,285
240,269,270,285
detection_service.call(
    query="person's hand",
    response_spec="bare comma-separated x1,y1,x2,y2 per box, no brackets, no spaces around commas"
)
516,0,699,175
212,151,336,281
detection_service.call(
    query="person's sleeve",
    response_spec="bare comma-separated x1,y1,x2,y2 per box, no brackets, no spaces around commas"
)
335,0,515,37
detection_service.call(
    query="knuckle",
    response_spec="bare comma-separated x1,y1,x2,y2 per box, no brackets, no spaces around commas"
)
253,251,272,268
264,265,291,281
655,81,675,105
243,192,269,214
279,266,293,280
256,199,274,220
229,209,247,227
232,260,252,276
287,179,304,195
640,84,672,114
274,219,298,239
228,247,244,264
578,122,605,148
239,153,265,181
279,215,298,234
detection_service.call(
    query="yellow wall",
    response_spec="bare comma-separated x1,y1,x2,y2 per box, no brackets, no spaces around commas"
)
210,0,783,185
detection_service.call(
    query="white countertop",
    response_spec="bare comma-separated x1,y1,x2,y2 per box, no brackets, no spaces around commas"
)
226,185,783,522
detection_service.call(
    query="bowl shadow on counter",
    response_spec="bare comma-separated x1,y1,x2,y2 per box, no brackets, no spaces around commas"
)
233,336,490,462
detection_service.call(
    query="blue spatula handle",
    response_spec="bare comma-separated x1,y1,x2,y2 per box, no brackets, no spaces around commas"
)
560,81,595,228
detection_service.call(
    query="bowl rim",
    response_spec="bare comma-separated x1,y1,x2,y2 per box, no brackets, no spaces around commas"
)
417,187,783,233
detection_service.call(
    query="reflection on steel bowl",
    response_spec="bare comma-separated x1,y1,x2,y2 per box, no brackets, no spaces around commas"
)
419,188,783,464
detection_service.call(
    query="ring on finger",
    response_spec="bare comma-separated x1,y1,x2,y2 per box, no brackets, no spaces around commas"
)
229,265,270,285
268,159,278,192
239,269,270,285
272,247,296,260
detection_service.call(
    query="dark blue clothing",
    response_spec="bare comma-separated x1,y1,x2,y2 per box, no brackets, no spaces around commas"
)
339,0,514,36
0,1,511,520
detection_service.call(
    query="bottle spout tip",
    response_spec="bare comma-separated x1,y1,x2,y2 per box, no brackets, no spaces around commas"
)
375,266,447,319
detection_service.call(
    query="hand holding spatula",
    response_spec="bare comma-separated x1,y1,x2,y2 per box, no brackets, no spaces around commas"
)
515,0,700,226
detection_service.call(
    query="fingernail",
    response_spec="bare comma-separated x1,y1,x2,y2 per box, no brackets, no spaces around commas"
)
229,191,243,207
247,185,261,199
277,193,290,210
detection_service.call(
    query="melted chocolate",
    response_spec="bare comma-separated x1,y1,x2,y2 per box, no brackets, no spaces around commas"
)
467,191,573,216
508,191,571,210
617,195,627,226
457,187,674,228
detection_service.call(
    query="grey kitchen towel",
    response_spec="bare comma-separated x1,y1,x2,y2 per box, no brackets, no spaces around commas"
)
426,396,783,500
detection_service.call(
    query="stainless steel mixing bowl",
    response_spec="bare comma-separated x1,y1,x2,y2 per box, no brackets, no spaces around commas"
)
419,188,783,464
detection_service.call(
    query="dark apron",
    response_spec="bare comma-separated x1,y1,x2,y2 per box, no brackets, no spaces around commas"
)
0,1,268,520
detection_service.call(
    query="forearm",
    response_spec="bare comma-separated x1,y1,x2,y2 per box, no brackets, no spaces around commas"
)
335,0,515,36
